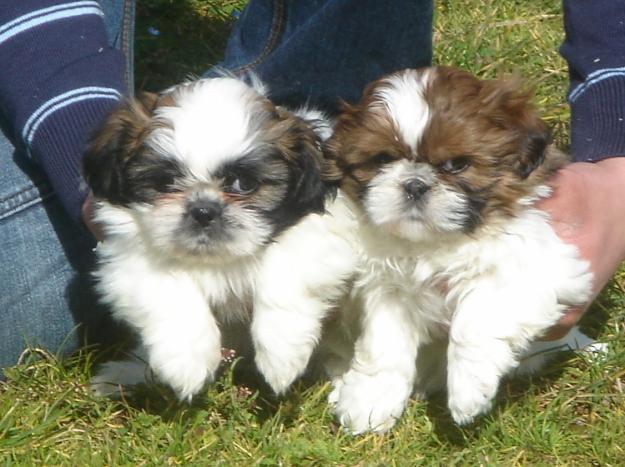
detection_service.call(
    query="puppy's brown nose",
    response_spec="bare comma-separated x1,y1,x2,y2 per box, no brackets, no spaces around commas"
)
189,201,222,226
403,179,430,200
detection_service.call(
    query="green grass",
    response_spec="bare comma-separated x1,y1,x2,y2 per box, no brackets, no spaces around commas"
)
134,0,245,91
2,0,625,464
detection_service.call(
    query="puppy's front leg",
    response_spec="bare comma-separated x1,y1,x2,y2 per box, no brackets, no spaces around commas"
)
252,263,349,394
252,287,331,394
252,217,356,394
101,272,222,401
447,281,564,425
330,291,419,434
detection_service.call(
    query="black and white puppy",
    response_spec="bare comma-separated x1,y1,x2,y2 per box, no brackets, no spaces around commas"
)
85,76,355,400
322,66,593,432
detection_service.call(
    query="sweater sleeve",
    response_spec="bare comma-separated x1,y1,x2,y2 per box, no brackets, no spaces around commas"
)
560,1,625,162
0,1,127,225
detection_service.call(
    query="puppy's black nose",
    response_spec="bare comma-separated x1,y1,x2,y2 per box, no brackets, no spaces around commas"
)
403,179,430,200
189,201,222,226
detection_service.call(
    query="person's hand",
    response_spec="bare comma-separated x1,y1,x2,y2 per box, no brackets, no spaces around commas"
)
81,192,104,241
537,157,625,339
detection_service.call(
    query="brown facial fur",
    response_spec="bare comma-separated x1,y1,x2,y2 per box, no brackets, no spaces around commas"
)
325,66,568,224
323,79,409,197
82,91,161,203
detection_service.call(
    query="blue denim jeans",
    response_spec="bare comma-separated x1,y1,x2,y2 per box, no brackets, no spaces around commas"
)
209,0,433,112
0,0,135,371
0,0,432,370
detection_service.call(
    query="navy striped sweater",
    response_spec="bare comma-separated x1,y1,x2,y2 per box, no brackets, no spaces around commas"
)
561,1,625,162
0,1,126,225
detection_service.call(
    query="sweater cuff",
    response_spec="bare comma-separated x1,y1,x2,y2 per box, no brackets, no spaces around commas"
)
569,74,625,162
30,96,121,225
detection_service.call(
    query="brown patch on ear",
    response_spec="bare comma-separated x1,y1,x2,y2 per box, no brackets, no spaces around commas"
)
516,127,549,179
482,78,562,181
263,108,328,221
322,101,358,186
478,75,530,117
321,147,344,187
471,76,553,180
325,85,409,201
82,94,157,204
270,111,323,169
273,105,294,122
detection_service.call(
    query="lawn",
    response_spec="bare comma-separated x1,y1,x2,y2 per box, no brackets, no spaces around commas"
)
2,0,624,465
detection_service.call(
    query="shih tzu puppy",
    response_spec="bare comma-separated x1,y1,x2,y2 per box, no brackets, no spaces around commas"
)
85,76,355,401
322,66,593,433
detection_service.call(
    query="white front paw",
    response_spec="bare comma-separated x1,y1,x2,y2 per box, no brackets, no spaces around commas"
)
255,347,307,395
329,369,412,434
253,319,318,394
447,365,500,425
150,344,222,402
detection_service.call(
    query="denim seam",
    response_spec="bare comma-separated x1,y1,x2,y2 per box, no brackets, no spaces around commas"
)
0,184,53,220
232,0,285,74
121,0,134,96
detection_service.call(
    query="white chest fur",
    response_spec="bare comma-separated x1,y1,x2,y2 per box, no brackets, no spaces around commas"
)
329,201,593,433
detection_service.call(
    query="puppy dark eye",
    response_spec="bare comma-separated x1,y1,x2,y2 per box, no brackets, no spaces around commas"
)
161,183,183,194
371,152,395,165
223,174,260,195
440,157,470,174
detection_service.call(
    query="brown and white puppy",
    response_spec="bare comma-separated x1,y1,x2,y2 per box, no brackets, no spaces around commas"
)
85,76,356,400
322,66,592,432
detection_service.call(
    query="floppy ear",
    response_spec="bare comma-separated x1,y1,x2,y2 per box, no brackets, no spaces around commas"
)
82,92,158,204
283,125,327,216
320,101,360,187
479,77,551,178
267,116,329,231
516,125,551,178
321,140,344,187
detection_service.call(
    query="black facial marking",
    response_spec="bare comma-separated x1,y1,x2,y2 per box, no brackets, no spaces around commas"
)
461,196,486,233
217,151,287,190
122,155,186,203
456,180,490,233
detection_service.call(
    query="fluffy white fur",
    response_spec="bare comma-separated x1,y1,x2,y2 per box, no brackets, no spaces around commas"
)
90,194,356,400
324,69,593,433
326,196,592,433
374,68,432,153
89,77,356,400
